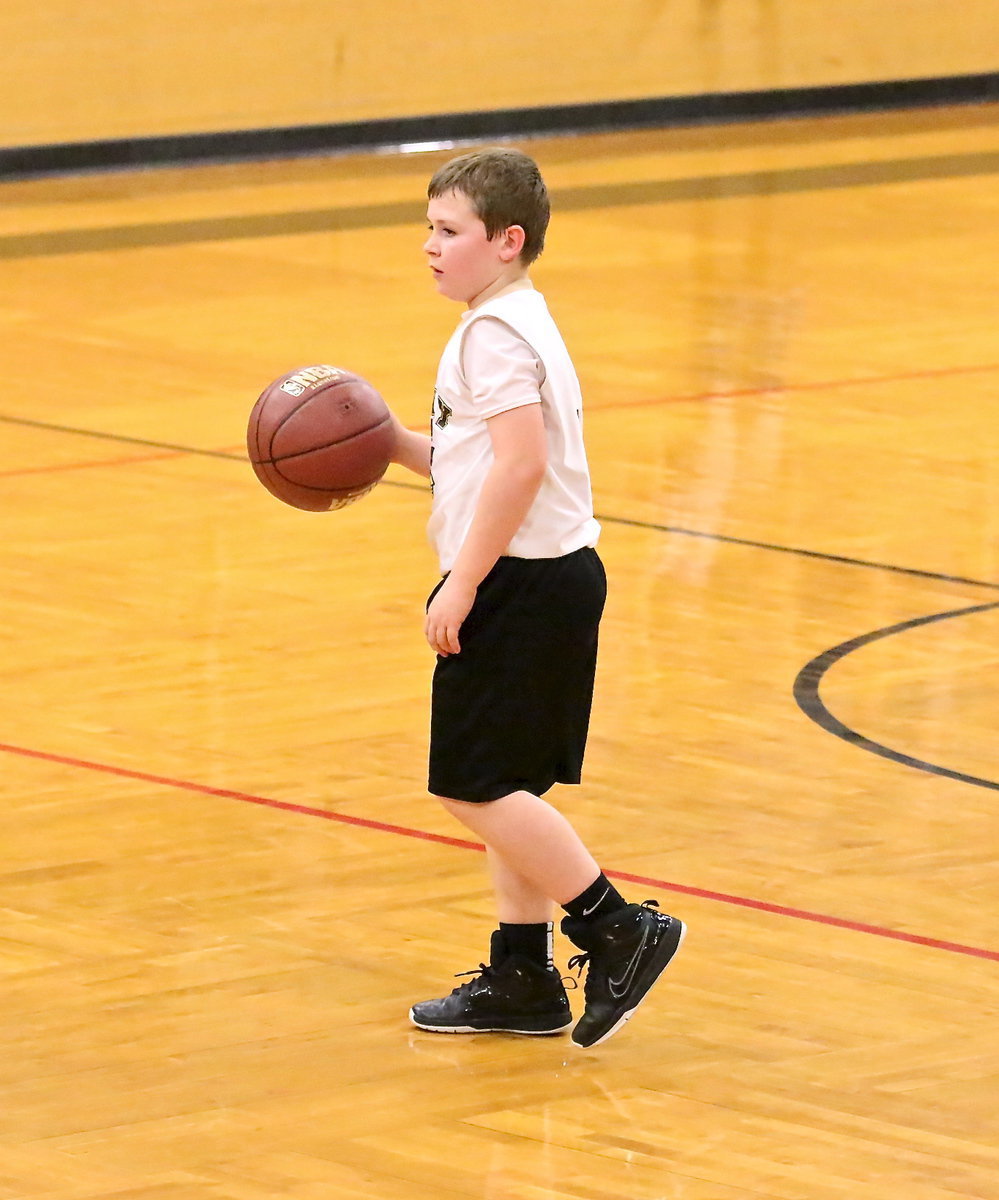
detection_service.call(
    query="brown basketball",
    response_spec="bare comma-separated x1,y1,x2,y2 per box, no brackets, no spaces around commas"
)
247,365,395,511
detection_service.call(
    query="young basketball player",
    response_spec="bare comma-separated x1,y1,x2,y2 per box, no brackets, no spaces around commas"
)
388,147,685,1048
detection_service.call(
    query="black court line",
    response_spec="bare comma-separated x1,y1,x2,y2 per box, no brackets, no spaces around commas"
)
606,515,999,594
0,413,243,460
2,150,998,260
2,411,997,597
794,602,999,792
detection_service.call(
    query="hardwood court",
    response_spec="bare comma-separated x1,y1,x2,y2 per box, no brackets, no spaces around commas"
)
0,104,997,1199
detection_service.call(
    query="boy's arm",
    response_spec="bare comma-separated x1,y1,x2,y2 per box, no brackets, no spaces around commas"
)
389,412,432,479
425,402,547,657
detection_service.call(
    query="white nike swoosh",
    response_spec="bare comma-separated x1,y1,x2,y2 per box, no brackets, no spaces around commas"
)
581,887,610,917
607,924,650,999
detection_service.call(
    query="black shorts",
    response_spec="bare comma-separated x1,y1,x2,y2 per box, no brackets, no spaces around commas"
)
428,546,606,803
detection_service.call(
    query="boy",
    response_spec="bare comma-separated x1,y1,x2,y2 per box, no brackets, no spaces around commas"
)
388,147,685,1048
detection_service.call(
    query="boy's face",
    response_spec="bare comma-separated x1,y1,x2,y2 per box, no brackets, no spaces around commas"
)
424,190,521,307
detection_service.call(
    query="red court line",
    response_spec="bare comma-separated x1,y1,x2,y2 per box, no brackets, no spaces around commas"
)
593,360,999,412
0,741,484,853
607,869,999,962
0,449,187,479
2,738,996,963
0,442,246,481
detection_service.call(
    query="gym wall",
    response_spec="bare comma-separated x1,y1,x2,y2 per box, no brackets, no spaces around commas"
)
3,0,997,150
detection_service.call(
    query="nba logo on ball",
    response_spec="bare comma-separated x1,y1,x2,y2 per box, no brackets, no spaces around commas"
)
279,364,344,397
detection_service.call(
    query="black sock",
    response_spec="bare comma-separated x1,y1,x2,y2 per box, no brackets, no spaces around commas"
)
562,873,628,921
498,922,553,967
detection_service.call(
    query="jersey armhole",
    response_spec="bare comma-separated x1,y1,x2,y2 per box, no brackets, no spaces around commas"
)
458,315,548,391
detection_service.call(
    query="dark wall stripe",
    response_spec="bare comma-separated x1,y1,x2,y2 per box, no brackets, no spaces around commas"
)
3,150,998,261
793,603,999,792
2,72,997,181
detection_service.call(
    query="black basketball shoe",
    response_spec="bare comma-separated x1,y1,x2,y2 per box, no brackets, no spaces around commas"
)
562,900,686,1048
409,931,573,1035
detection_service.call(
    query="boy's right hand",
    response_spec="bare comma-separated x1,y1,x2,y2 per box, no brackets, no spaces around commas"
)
425,575,476,656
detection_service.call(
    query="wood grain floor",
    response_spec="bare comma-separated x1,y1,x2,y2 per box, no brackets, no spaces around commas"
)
0,103,997,1199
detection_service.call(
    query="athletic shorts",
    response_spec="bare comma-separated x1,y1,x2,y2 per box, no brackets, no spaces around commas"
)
428,546,606,803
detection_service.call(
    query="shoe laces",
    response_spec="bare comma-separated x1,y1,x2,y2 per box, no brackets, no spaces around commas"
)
567,948,603,1007
566,899,661,983
449,962,494,996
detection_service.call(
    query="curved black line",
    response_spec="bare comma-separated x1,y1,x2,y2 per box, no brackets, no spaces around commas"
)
794,601,999,791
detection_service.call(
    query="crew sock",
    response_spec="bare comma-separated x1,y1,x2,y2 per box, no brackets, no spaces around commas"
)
498,922,554,967
562,873,628,922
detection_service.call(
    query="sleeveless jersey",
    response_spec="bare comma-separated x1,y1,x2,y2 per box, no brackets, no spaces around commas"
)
428,282,600,573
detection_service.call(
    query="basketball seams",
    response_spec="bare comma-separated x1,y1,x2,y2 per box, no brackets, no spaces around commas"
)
248,373,366,464
268,412,393,464
272,470,379,496
246,399,271,466
247,365,394,511
269,375,356,448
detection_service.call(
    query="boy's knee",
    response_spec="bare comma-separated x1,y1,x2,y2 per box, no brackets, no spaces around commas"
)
434,793,478,817
433,790,527,810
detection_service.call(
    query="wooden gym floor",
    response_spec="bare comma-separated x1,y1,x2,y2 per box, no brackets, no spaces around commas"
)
0,103,997,1199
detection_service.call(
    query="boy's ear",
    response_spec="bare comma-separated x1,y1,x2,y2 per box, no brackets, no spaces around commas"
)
498,224,527,262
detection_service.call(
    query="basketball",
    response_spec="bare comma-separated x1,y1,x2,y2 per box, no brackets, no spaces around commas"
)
247,365,396,511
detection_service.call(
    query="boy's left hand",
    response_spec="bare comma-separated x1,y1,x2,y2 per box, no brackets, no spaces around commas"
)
425,575,476,656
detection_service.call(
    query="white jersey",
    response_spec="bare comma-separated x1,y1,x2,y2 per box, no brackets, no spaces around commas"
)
428,282,600,573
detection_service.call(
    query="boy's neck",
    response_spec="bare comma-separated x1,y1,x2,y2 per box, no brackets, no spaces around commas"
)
467,273,533,310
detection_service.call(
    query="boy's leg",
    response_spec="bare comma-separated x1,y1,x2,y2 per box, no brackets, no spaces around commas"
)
408,796,577,1036
439,790,686,1049
439,791,600,904
487,847,554,924
487,847,556,967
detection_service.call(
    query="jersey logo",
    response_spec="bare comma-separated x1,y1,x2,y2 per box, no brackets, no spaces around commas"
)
433,390,452,429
